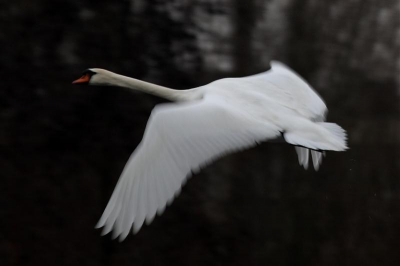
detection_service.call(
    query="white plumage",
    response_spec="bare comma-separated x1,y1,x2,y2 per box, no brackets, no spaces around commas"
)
73,61,347,241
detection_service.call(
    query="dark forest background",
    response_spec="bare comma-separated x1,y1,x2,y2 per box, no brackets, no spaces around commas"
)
1,0,400,265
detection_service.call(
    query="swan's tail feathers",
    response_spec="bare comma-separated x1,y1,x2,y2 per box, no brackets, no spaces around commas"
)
318,122,347,148
285,121,347,168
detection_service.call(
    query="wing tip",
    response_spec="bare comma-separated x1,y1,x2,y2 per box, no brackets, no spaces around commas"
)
270,60,292,72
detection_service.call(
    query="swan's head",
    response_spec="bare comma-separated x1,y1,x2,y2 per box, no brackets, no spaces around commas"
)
72,68,116,86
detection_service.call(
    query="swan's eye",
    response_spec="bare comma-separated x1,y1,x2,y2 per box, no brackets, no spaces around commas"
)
82,69,95,76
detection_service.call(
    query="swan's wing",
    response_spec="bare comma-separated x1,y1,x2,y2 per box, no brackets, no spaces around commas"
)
245,61,327,121
96,97,281,241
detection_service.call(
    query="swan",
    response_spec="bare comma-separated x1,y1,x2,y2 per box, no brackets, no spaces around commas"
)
73,61,347,241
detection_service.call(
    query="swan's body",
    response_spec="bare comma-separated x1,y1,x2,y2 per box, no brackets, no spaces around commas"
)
73,61,347,241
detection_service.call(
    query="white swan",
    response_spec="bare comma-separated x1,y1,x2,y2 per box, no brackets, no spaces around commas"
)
73,61,347,241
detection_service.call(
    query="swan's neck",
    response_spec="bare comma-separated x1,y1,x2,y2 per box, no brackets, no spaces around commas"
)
105,73,200,102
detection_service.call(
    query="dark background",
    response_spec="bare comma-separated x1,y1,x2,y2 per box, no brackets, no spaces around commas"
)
1,0,400,265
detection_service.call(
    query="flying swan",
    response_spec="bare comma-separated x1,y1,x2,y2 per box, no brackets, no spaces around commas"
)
73,61,347,241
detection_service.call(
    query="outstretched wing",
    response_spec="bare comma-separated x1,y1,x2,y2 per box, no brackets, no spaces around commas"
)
96,97,281,241
247,61,327,121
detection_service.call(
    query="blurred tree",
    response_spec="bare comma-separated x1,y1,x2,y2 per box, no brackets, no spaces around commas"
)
126,0,202,87
232,0,260,75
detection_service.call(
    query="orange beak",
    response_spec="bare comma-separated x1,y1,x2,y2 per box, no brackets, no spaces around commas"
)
72,74,91,84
